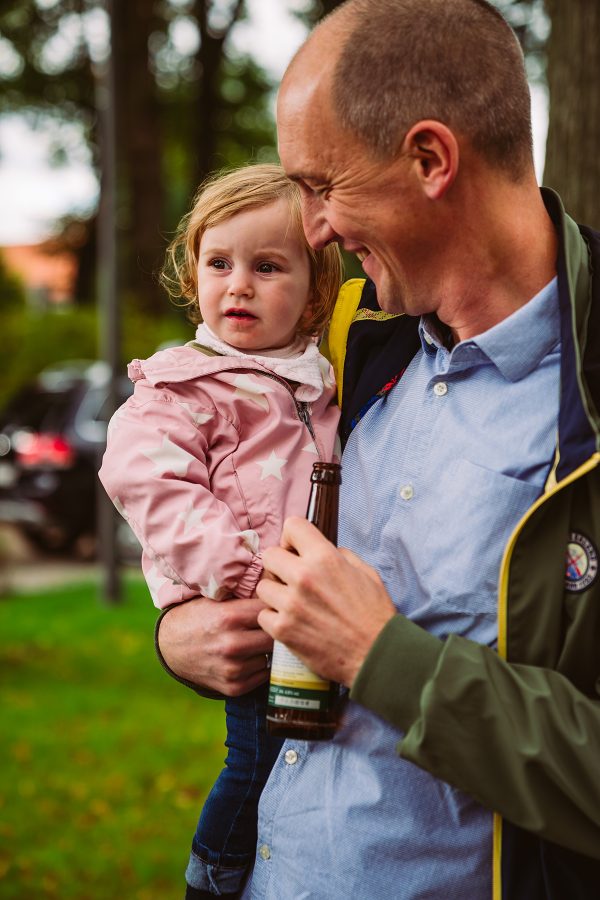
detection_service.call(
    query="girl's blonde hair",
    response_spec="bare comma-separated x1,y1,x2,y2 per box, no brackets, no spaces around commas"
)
160,163,344,338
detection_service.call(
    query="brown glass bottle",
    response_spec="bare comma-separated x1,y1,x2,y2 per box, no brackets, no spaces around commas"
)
266,462,342,740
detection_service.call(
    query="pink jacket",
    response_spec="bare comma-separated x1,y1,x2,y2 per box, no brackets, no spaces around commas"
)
99,344,340,609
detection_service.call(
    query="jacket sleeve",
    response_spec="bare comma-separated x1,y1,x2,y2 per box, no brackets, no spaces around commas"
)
350,614,600,859
98,384,263,608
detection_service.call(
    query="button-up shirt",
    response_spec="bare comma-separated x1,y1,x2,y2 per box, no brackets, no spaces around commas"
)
245,278,560,899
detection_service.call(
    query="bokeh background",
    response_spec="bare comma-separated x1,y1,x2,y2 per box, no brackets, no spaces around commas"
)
0,1,598,897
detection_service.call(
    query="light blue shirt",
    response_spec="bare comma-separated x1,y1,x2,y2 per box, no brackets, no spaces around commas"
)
246,279,560,899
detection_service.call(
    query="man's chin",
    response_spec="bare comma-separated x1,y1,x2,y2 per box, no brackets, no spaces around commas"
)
368,276,406,316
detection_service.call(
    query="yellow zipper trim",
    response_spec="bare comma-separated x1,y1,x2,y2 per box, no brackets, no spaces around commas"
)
492,449,600,900
493,812,502,900
497,450,600,658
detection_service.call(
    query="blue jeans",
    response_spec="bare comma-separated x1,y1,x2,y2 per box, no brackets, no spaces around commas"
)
185,684,283,896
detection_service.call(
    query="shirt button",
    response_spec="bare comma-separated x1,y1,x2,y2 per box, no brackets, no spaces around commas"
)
284,749,298,765
259,844,271,861
424,331,434,345
400,484,414,501
433,381,448,396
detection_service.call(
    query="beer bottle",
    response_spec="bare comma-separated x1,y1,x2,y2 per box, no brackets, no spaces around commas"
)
266,461,342,740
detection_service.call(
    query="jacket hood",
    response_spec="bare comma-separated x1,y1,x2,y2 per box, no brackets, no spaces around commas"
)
127,341,334,403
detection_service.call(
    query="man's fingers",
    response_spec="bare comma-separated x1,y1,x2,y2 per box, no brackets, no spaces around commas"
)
257,605,279,638
217,649,273,697
279,516,331,554
224,668,270,698
263,517,336,587
218,626,273,660
259,547,300,599
220,596,270,630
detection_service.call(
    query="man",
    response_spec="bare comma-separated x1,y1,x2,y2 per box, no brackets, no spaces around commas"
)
158,0,600,896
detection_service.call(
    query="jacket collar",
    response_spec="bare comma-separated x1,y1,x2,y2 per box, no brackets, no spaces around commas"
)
542,188,600,479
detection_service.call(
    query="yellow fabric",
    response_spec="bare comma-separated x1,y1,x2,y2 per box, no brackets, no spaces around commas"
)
323,278,366,405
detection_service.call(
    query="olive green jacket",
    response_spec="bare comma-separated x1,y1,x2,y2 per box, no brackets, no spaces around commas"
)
329,190,600,899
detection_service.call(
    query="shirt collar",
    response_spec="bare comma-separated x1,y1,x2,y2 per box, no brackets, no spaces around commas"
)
419,277,559,382
473,277,559,382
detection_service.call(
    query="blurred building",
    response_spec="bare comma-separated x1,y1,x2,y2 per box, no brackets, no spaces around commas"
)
1,239,78,306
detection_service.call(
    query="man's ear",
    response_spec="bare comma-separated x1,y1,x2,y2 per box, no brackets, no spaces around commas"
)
403,120,459,200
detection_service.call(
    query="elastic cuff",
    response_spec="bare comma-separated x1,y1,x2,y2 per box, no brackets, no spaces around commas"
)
154,605,225,700
350,613,444,732
235,557,264,599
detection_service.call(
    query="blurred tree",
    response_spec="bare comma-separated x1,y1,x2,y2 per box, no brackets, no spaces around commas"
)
543,0,600,228
294,0,347,27
0,252,26,309
0,0,276,313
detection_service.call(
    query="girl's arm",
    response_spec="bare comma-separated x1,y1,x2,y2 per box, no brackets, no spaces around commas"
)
98,386,263,609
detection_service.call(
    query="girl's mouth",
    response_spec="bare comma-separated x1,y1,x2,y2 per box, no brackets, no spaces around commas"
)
225,308,257,320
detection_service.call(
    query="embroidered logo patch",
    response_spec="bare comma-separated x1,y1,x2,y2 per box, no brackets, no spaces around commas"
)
565,532,599,593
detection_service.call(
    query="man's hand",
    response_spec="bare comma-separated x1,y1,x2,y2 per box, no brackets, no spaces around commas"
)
157,595,274,696
257,517,396,688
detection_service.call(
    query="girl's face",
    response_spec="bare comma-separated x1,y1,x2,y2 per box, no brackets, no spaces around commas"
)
197,198,313,351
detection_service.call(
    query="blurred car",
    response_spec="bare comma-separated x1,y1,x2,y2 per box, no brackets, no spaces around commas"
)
0,360,139,559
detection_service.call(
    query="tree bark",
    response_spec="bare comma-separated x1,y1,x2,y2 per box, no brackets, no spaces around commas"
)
113,0,165,313
192,0,245,186
543,0,600,229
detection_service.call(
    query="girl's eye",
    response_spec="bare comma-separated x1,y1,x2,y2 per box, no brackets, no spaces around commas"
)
209,258,229,270
257,262,278,274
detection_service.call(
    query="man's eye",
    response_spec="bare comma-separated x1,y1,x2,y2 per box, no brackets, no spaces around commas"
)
306,184,329,198
257,262,277,273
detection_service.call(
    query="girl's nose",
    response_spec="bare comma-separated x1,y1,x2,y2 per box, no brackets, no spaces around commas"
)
227,270,254,297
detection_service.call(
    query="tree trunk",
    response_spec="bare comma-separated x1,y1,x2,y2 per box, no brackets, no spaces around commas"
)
192,0,245,187
113,0,165,314
543,0,600,229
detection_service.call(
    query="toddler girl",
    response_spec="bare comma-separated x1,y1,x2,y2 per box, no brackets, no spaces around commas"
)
99,164,342,899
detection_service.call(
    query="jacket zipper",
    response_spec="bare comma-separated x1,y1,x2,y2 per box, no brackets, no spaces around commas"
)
492,448,600,900
249,368,322,459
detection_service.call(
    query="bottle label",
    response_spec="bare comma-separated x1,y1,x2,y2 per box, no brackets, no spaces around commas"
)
268,640,332,711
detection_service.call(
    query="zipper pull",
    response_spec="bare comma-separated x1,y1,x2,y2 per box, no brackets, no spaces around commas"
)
296,401,311,429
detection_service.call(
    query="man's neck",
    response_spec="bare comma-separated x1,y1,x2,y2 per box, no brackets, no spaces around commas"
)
435,174,558,343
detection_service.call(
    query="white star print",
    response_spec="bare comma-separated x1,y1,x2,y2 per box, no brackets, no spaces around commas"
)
145,563,170,604
142,434,196,476
233,374,274,411
201,573,221,599
107,406,127,440
175,400,214,428
257,450,287,481
239,529,260,555
113,496,128,519
302,441,318,454
176,502,208,535
333,433,342,462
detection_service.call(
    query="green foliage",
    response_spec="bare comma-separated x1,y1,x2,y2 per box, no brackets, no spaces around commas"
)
0,577,227,898
161,51,279,232
0,252,27,309
0,303,193,411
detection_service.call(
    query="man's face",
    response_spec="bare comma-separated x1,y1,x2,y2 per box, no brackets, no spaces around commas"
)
277,78,433,316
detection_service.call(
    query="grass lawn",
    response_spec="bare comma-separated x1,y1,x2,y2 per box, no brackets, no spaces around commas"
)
0,577,227,899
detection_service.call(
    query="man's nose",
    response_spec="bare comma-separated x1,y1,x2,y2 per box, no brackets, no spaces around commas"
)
301,199,338,250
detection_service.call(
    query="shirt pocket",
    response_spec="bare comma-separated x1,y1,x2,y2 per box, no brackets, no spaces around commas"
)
415,458,542,625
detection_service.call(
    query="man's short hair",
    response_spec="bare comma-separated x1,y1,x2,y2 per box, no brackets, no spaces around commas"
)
331,0,533,179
